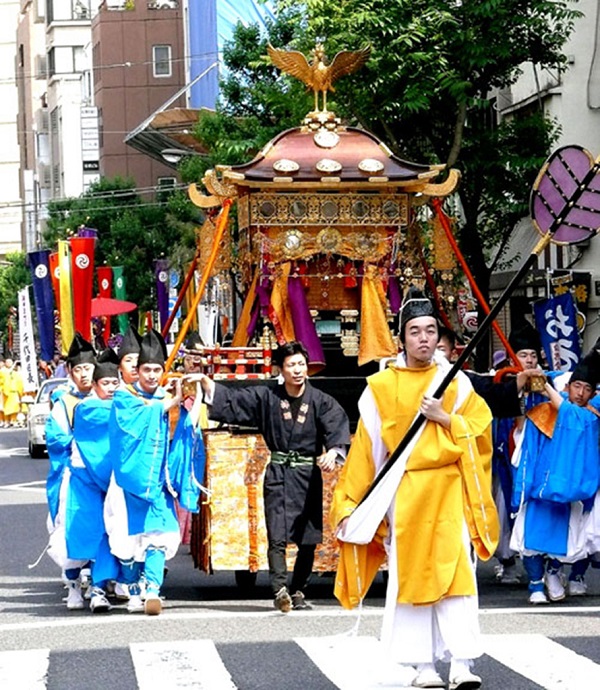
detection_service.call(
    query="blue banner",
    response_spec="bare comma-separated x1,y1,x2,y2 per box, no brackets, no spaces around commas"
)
28,250,56,362
533,292,581,371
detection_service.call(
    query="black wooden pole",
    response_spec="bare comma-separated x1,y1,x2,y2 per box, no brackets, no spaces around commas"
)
357,233,552,508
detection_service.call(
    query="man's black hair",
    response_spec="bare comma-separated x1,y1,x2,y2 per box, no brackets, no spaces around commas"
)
437,326,457,349
273,341,309,368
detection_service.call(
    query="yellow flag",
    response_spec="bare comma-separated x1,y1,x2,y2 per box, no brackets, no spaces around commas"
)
58,240,74,354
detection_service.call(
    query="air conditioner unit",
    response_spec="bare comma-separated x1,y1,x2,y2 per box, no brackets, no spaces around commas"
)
34,55,47,79
38,163,51,190
35,109,49,133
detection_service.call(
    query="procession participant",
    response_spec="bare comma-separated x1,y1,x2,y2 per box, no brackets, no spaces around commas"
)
2,357,23,427
488,323,546,585
182,331,205,375
67,348,121,613
195,340,350,612
172,331,209,544
109,324,143,600
117,325,142,386
437,326,545,584
0,358,5,426
437,327,535,418
511,354,600,604
45,333,96,610
332,288,498,690
108,329,183,616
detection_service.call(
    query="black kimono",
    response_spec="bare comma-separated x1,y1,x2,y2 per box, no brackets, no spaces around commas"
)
208,382,350,545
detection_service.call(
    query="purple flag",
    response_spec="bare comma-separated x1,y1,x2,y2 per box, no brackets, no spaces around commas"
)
287,276,326,372
28,249,56,362
77,226,98,239
155,259,169,332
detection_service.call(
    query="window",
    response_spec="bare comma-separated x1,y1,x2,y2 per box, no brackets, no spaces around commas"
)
157,176,177,201
153,45,172,78
47,46,87,77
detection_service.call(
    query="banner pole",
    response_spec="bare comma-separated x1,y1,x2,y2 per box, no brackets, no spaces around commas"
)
163,199,232,375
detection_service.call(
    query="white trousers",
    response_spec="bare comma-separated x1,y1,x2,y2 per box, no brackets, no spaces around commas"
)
381,521,482,665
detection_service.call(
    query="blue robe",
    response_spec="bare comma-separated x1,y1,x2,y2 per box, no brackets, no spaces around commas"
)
109,386,180,537
65,398,119,583
45,388,88,524
514,394,600,556
168,407,206,512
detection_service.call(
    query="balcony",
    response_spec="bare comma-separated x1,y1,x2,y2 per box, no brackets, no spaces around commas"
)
147,1,179,9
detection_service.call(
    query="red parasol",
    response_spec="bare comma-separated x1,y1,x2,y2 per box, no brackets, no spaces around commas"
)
91,297,137,318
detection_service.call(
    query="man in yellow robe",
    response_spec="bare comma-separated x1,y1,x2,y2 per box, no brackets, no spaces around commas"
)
331,288,498,690
2,358,23,426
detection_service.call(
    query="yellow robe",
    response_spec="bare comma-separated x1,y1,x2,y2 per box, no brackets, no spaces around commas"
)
332,362,499,609
2,369,23,417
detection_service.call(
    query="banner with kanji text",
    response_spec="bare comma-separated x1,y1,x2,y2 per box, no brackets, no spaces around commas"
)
533,291,581,371
58,240,74,354
18,288,37,392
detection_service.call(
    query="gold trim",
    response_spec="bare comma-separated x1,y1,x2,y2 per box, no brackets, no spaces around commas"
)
188,183,222,208
420,169,461,197
532,232,553,254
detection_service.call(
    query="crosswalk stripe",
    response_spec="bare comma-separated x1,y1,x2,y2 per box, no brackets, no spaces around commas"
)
5,634,600,689
0,648,49,689
129,640,237,690
296,635,384,690
484,633,600,689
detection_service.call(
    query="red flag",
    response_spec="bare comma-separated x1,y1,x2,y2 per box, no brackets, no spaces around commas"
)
97,266,113,344
49,251,60,312
69,237,95,340
97,266,113,297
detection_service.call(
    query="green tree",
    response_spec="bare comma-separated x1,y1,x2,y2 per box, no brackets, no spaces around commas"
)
0,253,30,354
43,177,202,312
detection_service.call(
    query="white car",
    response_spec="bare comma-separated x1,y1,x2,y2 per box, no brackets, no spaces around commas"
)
27,378,69,458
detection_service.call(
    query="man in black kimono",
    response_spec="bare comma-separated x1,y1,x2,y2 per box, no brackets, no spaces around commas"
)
195,341,350,612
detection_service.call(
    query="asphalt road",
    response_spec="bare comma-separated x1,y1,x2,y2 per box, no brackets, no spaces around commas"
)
1,427,600,689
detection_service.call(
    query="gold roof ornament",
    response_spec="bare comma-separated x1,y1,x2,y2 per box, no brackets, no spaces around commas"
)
267,43,370,119
188,169,238,208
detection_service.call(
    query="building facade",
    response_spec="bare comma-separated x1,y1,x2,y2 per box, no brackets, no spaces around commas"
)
1,1,24,257
92,0,186,189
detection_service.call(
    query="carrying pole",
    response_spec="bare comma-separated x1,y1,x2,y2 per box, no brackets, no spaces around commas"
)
431,198,520,366
163,199,232,374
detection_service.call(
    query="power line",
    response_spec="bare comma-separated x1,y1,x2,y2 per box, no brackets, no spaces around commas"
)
3,50,222,87
0,181,193,211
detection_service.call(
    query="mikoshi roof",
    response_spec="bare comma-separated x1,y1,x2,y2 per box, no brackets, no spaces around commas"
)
217,126,456,192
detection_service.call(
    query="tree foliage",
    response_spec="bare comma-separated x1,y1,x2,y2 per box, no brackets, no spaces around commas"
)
0,252,30,354
43,177,201,311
